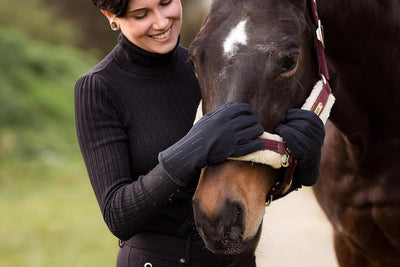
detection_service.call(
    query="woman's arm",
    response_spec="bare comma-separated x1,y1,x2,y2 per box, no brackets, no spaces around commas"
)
75,74,179,240
75,73,266,240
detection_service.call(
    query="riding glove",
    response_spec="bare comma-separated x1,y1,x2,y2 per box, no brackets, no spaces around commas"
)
275,108,325,186
159,102,265,186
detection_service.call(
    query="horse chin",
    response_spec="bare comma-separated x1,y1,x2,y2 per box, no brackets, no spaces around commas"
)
198,221,263,259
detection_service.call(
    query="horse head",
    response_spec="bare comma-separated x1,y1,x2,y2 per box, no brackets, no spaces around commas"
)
189,0,321,257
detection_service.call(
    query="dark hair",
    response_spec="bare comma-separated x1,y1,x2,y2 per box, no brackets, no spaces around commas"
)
91,0,130,17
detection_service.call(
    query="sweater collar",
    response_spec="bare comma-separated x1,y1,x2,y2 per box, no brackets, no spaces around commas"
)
116,33,180,70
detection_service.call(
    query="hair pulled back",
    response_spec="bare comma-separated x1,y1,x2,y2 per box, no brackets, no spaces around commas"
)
91,0,130,17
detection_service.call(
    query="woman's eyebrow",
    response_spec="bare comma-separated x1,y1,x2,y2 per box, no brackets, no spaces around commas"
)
127,7,147,13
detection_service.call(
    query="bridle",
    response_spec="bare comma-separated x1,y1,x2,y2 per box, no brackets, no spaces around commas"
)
229,0,335,204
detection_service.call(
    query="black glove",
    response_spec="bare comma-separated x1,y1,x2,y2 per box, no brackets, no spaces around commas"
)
275,109,325,186
159,102,264,186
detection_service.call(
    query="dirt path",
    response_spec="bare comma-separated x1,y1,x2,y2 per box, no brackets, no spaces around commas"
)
255,188,338,266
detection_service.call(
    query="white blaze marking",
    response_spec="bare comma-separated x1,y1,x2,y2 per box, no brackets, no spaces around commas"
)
223,20,248,58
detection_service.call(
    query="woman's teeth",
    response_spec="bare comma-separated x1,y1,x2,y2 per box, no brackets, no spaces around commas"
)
153,28,171,39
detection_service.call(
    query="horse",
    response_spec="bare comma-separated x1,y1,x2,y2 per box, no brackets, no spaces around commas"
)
189,0,400,265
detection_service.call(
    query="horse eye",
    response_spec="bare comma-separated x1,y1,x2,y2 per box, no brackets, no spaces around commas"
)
281,54,299,73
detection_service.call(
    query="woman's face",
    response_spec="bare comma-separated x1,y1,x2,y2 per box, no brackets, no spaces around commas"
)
118,0,182,54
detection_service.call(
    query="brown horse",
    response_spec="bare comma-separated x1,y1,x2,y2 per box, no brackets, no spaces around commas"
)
189,0,400,265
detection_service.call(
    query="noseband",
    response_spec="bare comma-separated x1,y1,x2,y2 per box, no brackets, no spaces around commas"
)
229,0,335,203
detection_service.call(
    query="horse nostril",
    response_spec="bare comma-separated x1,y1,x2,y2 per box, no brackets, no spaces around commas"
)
226,202,242,225
193,199,246,253
221,201,245,237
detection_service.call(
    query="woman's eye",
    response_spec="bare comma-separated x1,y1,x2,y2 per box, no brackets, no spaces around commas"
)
160,0,173,6
281,54,299,73
133,11,149,19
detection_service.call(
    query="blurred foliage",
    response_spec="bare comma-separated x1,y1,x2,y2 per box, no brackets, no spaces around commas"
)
0,0,97,165
0,0,79,46
0,26,96,165
42,0,119,56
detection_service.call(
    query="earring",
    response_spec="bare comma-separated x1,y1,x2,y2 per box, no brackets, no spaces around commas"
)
110,21,120,31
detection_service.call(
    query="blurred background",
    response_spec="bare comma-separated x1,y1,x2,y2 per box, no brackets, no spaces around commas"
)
0,0,337,266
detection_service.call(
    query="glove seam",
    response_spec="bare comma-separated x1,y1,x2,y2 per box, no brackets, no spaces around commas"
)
158,153,187,187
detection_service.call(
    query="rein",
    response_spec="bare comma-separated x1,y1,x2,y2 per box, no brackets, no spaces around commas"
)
229,0,335,203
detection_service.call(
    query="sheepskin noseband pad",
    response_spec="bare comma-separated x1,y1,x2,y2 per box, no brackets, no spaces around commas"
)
229,80,335,168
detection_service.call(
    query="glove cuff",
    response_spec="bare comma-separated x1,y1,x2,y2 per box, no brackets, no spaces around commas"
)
158,151,198,187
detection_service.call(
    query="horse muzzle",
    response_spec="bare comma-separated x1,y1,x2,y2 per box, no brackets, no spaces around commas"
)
192,161,277,256
193,199,248,255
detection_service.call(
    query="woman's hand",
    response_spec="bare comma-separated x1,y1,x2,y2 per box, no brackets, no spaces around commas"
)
275,108,325,186
159,102,264,186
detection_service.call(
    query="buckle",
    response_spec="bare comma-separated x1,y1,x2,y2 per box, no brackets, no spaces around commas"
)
281,147,291,167
265,195,273,207
316,20,325,49
281,178,293,195
320,73,327,84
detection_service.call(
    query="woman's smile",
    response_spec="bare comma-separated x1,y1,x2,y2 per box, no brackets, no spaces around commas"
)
150,26,172,41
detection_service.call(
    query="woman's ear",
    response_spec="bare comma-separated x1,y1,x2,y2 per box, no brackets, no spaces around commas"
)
101,9,115,22
101,9,120,31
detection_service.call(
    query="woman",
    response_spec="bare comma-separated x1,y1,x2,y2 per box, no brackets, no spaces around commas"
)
74,0,325,266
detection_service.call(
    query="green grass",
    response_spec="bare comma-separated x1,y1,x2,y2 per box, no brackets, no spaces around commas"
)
0,160,119,267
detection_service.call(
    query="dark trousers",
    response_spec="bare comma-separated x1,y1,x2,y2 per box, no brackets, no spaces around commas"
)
116,233,256,267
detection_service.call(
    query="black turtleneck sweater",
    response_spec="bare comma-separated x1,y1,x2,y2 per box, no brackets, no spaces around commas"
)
75,34,202,241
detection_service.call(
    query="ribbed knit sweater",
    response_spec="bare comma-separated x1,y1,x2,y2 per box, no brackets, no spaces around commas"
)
74,34,202,241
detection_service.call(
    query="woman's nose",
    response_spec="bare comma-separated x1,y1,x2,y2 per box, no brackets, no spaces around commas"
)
152,10,169,30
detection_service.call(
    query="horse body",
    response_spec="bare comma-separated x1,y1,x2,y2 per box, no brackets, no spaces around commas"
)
316,122,400,266
314,1,400,265
190,0,400,265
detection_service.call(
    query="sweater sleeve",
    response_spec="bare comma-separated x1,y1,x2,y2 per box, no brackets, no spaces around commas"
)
74,74,180,240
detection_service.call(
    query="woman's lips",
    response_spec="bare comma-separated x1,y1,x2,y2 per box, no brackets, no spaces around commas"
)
150,27,172,40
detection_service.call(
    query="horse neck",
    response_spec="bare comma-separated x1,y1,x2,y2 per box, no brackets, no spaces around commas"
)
317,0,400,150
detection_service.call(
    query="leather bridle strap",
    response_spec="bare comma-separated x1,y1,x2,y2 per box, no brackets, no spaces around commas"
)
229,0,335,202
309,0,333,118
310,0,329,80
